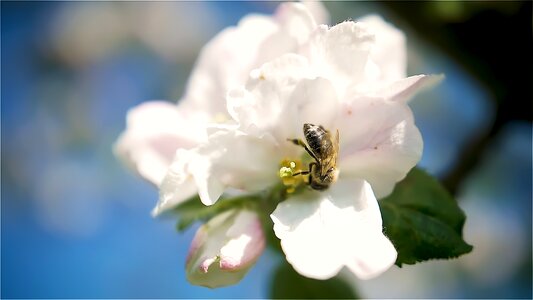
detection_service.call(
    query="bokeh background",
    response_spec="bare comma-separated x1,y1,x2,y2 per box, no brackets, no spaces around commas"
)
2,1,531,298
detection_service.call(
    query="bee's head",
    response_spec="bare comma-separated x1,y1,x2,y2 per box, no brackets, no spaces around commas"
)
310,180,329,190
327,167,339,183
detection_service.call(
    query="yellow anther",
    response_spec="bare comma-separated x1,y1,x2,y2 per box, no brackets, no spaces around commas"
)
278,158,305,193
279,167,293,178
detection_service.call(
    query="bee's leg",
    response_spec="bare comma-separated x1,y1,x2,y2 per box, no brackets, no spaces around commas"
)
292,170,309,176
308,162,318,174
307,162,316,185
292,162,317,177
287,138,319,162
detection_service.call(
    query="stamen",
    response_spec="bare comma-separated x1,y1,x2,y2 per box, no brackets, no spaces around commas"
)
279,167,293,178
278,158,305,193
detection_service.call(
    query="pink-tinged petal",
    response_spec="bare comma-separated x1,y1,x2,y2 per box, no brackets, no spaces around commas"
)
271,179,396,280
335,96,422,198
186,226,207,266
114,101,207,186
301,0,330,26
341,120,422,199
199,258,216,274
255,3,316,60
186,210,265,288
182,15,278,116
359,15,407,82
375,74,444,104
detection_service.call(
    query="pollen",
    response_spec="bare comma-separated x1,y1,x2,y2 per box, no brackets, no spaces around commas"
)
213,113,229,123
279,166,293,178
278,158,305,193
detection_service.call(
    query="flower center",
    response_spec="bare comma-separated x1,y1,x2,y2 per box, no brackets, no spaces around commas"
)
278,158,306,193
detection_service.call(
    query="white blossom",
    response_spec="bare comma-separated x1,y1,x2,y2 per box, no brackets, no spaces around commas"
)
116,0,444,286
157,11,441,281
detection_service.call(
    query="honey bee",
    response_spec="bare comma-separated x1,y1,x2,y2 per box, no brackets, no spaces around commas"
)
288,123,339,190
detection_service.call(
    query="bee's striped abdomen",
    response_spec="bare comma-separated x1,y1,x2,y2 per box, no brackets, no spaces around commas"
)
303,123,331,158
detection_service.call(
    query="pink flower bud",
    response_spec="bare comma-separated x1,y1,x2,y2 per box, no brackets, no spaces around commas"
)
185,209,265,288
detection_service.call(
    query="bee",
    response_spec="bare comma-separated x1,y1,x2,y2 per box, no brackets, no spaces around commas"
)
287,123,339,190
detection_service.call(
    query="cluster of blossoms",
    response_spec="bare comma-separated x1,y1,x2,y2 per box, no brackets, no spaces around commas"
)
115,2,441,288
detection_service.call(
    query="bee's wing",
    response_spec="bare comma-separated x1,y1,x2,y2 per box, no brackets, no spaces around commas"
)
320,129,340,175
334,129,339,165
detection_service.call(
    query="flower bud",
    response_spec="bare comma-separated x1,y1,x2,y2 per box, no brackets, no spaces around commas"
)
185,209,265,288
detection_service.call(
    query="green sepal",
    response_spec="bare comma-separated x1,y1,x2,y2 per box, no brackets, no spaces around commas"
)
173,194,259,232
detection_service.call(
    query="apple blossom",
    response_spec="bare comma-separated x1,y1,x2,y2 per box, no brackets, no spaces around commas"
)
157,13,442,282
115,0,447,288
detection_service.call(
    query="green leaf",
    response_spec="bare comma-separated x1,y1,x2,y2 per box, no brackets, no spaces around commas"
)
173,195,259,232
379,167,473,266
270,261,358,299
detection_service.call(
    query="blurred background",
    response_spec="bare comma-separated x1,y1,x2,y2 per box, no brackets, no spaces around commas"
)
1,1,531,298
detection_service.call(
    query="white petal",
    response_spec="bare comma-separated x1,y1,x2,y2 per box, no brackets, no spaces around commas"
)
290,77,339,130
230,54,313,142
191,129,281,206
183,2,323,117
153,148,198,216
247,53,311,89
114,101,206,186
375,74,445,104
182,14,278,116
186,209,265,288
271,180,396,280
229,73,340,148
344,231,398,280
226,87,256,128
336,96,422,198
154,127,281,214
303,21,375,91
359,15,407,82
